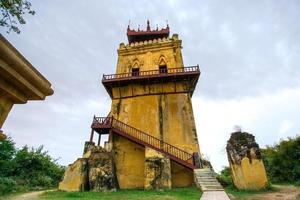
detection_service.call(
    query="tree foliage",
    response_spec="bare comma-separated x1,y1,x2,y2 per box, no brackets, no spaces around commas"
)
0,0,35,33
262,135,300,184
217,166,233,188
0,137,65,195
0,137,16,177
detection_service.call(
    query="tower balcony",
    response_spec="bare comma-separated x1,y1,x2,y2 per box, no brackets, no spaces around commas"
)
102,65,200,98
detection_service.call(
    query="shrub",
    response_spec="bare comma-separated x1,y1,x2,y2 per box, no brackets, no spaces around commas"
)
0,137,65,196
262,135,300,184
217,166,233,188
0,177,17,195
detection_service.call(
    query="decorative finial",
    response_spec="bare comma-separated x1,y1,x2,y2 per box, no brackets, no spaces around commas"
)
147,19,150,31
166,20,169,29
156,24,158,31
127,20,131,30
138,24,140,31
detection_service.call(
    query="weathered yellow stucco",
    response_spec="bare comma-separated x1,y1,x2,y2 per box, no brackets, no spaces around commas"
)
144,148,172,189
0,35,53,133
108,34,200,188
0,96,13,128
231,157,268,190
59,158,88,191
113,135,145,189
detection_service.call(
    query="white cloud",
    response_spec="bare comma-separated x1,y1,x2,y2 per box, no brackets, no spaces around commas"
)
1,0,300,174
278,120,294,139
193,86,300,172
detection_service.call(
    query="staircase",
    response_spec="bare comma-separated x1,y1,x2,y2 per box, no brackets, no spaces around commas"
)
91,116,201,170
194,168,224,191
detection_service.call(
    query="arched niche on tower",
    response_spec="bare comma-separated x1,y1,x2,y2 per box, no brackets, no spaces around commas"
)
131,59,140,76
158,55,168,73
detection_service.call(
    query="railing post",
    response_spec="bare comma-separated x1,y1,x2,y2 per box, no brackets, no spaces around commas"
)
89,129,94,142
97,133,101,146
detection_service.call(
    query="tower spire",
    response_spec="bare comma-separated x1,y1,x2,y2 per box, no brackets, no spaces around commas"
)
127,20,131,31
147,20,150,31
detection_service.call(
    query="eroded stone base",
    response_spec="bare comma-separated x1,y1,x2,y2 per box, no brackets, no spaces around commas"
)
144,148,171,189
58,158,88,191
59,144,117,192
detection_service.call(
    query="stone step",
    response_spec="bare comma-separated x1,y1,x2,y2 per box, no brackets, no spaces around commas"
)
199,181,221,185
196,176,217,180
200,183,222,187
196,173,215,177
194,170,214,173
196,174,215,177
194,168,225,192
197,178,219,182
194,168,212,172
201,185,224,191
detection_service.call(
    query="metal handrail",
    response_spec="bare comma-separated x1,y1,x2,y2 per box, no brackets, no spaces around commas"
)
92,116,195,166
102,65,200,81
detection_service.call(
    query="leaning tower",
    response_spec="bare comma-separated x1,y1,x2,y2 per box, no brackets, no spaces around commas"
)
90,21,202,189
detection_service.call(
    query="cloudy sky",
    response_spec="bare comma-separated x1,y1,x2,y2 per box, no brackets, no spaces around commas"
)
1,0,300,172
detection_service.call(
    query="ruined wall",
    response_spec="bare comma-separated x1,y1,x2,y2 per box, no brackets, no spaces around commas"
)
59,158,88,191
59,145,117,192
226,132,268,190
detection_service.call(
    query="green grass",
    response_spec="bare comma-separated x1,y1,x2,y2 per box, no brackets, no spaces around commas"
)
225,185,278,199
40,187,201,200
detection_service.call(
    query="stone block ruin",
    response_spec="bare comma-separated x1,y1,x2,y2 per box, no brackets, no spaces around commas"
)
226,131,268,190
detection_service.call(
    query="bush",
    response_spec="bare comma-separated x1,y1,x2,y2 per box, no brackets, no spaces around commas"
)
262,135,300,184
0,177,17,195
217,166,233,188
0,137,65,196
0,137,16,177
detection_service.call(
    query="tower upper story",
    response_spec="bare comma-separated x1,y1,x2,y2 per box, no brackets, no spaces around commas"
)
116,21,184,73
101,21,200,99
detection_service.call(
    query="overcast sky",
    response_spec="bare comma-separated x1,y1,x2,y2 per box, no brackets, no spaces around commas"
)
1,0,300,172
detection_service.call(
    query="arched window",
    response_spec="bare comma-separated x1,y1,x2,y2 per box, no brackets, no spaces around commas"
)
158,56,167,74
132,59,140,76
132,68,139,76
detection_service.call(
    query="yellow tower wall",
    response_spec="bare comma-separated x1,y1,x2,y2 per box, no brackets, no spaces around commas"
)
113,135,145,188
109,34,200,189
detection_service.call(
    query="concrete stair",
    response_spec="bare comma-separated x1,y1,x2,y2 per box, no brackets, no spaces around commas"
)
194,168,224,191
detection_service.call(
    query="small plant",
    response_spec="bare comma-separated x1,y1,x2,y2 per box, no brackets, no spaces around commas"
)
216,166,233,188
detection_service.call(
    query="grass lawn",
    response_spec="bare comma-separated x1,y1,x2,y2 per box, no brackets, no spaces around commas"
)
225,185,278,198
40,187,201,200
224,184,300,200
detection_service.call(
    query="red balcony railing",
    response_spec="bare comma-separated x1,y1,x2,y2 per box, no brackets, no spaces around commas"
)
102,65,200,81
91,116,201,170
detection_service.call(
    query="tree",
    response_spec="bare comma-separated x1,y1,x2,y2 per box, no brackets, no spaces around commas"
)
262,135,300,183
11,145,65,187
0,137,16,177
0,137,65,195
0,0,35,34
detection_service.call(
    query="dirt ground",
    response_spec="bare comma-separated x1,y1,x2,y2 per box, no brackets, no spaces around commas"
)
230,185,300,200
6,190,54,200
